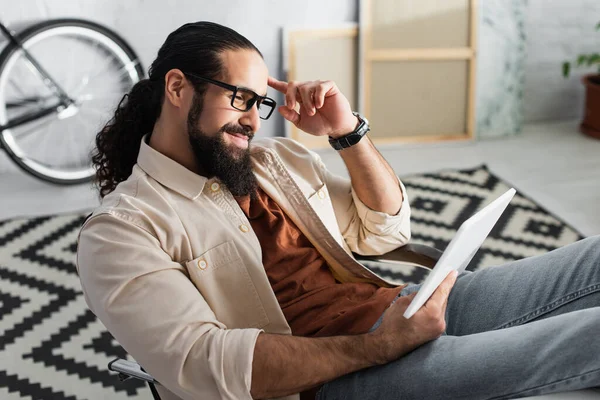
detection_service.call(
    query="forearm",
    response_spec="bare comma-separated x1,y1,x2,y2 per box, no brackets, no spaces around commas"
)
250,332,377,399
338,136,403,215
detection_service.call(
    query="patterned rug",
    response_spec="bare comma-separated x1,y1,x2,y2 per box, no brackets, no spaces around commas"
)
0,165,584,399
367,165,585,284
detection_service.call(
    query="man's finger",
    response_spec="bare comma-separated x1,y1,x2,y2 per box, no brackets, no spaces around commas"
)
299,86,316,115
394,291,417,308
286,82,300,110
268,76,288,94
441,271,459,313
314,80,335,109
440,281,453,317
278,105,300,126
441,294,450,319
425,270,457,311
405,291,418,305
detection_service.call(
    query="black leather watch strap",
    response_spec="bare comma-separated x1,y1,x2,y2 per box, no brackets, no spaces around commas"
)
328,112,370,151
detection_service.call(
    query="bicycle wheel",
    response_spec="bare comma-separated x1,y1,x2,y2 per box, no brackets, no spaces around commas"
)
0,19,144,184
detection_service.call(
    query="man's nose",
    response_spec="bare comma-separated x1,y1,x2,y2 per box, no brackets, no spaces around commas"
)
240,103,261,133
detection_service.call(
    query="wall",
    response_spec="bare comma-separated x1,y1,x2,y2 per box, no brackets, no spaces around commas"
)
1,0,599,173
0,0,356,172
523,0,600,123
475,0,600,136
476,0,528,139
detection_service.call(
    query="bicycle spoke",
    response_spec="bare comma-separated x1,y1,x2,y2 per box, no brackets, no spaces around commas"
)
59,118,75,167
5,92,55,113
7,115,53,141
11,117,58,161
36,114,56,163
7,77,46,104
67,53,116,95
78,91,129,102
69,115,96,167
74,109,101,131
8,60,54,105
63,43,78,93
8,77,30,99
72,59,140,97
78,105,111,120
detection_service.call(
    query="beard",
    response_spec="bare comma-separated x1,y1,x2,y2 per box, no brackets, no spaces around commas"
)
186,94,258,197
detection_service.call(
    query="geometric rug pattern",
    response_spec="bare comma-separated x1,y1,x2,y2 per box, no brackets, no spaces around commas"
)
0,215,149,399
0,165,585,399
367,165,584,284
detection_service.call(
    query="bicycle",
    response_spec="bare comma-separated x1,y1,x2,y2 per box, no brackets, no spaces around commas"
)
0,18,144,184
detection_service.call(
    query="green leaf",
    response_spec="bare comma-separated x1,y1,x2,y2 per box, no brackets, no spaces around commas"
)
577,55,588,66
596,22,600,31
588,53,600,65
563,62,571,77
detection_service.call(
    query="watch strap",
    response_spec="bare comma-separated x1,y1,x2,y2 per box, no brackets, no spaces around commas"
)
328,111,370,150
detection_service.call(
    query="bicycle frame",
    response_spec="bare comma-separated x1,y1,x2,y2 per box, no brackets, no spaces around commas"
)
0,20,73,138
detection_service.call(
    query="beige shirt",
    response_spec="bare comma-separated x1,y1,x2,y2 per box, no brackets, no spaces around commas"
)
77,136,411,400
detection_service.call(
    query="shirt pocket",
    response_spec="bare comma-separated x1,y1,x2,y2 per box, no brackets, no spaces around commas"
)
185,241,269,329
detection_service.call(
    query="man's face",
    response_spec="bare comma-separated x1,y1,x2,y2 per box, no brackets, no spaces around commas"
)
186,49,269,197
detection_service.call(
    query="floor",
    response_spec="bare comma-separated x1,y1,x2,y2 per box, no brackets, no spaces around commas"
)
0,120,598,399
0,119,599,238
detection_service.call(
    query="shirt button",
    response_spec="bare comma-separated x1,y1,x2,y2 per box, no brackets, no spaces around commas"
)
239,224,249,233
318,190,326,199
197,259,208,270
210,182,220,192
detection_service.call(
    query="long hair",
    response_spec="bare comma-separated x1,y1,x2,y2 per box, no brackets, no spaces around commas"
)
92,21,262,198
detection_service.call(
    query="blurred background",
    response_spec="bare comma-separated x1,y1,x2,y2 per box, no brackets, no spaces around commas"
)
0,0,598,232
0,1,599,399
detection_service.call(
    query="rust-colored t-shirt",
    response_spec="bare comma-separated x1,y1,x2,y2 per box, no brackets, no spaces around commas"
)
235,187,403,338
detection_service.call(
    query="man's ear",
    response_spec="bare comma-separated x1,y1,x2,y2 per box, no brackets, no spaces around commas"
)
163,69,188,108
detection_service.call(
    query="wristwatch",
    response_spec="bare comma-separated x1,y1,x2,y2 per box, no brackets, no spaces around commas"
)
328,111,370,151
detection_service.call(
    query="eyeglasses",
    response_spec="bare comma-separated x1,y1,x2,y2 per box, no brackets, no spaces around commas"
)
184,72,276,120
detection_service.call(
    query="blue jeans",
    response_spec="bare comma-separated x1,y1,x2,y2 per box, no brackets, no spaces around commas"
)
316,236,600,399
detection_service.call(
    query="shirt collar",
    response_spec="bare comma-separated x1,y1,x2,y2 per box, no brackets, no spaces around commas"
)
137,134,208,200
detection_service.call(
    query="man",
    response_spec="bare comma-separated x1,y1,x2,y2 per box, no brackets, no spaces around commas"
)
77,21,600,400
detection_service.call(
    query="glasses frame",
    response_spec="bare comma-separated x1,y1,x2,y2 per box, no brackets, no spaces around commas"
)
184,72,276,120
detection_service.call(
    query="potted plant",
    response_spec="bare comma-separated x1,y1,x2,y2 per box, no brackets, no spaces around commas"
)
563,22,600,139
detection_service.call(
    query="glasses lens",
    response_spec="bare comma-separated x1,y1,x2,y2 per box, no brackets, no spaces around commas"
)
258,98,276,120
231,88,276,120
231,88,254,111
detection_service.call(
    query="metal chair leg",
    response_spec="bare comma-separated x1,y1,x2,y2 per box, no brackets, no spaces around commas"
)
108,358,161,399
147,381,161,400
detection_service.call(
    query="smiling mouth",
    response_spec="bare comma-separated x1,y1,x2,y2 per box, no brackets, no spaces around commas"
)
226,132,250,140
225,132,253,149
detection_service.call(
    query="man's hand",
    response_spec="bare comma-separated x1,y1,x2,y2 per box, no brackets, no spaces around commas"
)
268,77,358,138
366,270,459,365
250,270,458,398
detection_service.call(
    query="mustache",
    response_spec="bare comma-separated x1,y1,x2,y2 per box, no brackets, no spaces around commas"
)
220,124,253,139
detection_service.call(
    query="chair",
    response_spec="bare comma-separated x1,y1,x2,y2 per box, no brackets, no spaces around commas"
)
107,244,600,399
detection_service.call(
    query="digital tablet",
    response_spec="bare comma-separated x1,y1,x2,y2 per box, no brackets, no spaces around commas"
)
403,188,516,319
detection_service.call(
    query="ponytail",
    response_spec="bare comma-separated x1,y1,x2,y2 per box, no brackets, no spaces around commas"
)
92,78,163,198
